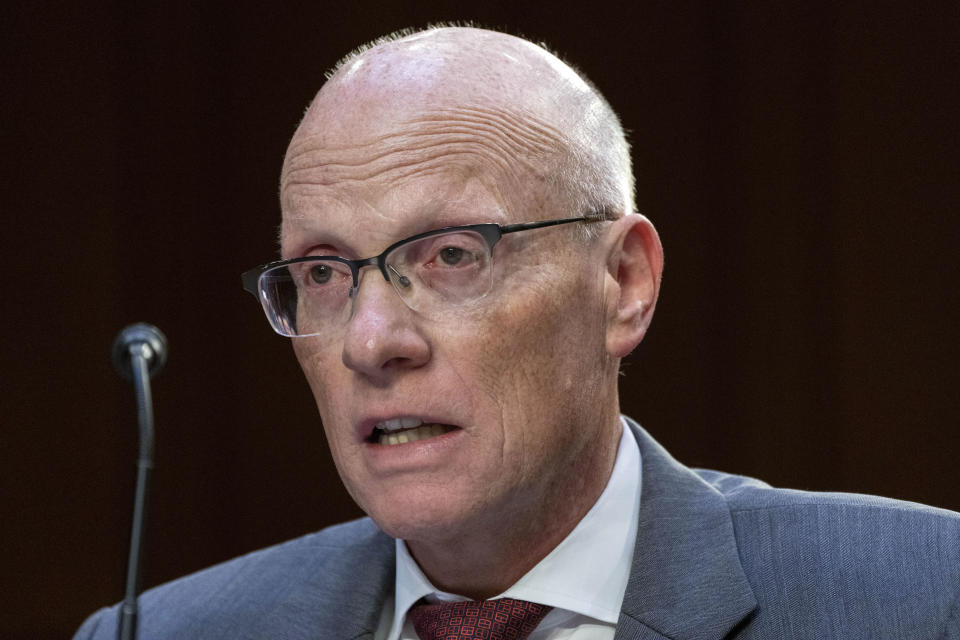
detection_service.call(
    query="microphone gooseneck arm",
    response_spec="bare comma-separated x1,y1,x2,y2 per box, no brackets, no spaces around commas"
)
112,324,167,640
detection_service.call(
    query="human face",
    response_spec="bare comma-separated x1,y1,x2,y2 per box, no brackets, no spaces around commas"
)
280,106,620,545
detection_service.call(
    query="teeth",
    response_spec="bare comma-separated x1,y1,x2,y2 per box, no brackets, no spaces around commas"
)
377,417,424,432
378,423,447,446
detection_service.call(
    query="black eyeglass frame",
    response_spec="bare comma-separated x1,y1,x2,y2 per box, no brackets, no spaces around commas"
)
241,214,605,298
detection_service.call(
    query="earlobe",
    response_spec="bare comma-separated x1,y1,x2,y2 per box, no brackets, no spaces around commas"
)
604,214,664,358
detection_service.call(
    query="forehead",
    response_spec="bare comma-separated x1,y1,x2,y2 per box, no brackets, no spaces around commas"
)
279,105,565,253
282,104,560,189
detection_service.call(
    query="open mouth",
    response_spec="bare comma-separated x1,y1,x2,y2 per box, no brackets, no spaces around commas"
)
367,417,459,446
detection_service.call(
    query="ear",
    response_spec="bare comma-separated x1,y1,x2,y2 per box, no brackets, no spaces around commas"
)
603,214,664,358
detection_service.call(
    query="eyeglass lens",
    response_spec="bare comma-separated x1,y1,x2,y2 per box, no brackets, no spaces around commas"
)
257,229,495,337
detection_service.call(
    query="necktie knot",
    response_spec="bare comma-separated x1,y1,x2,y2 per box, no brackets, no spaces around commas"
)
408,597,552,640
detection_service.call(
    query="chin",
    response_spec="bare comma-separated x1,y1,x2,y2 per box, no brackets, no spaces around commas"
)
359,490,476,544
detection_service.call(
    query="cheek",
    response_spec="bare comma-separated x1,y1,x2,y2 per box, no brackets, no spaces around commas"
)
291,339,346,437
462,264,608,422
292,339,324,398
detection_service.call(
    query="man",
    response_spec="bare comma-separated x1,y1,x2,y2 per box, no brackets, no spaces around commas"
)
76,26,959,639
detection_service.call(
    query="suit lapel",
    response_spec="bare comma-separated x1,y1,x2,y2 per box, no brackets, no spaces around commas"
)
302,520,395,640
341,535,394,640
616,419,757,640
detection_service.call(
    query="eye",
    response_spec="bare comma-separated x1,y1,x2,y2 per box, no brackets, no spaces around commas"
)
309,263,333,284
439,246,466,266
390,231,487,276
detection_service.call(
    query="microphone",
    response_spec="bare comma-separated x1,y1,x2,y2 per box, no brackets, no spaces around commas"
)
112,323,168,380
111,323,167,640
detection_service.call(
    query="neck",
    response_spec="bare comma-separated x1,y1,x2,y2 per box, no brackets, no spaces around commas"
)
406,413,622,599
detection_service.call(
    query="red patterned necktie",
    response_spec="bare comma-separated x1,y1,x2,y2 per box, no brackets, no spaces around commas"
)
408,597,552,640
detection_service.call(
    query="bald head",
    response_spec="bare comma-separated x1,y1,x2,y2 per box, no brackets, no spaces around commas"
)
284,27,634,219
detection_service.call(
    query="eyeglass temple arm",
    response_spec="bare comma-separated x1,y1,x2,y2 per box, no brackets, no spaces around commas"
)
387,264,411,287
500,214,606,235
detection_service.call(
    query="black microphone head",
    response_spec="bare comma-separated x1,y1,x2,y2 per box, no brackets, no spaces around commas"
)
112,323,168,380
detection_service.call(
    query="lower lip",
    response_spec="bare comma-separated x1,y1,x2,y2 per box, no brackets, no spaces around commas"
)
362,426,463,469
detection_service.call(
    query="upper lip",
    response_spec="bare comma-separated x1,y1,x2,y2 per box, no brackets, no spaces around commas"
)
356,413,461,442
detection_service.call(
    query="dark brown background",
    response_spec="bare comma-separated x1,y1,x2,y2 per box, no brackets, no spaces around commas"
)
4,2,959,637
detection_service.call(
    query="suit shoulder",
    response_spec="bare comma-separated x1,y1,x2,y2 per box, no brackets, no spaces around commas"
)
155,516,393,602
171,516,392,587
694,468,960,634
73,518,393,639
695,467,960,523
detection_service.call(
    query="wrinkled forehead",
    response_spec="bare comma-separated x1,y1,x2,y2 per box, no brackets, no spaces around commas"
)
281,102,564,198
279,107,563,256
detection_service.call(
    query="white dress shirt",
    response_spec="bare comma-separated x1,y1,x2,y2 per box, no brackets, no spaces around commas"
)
375,417,642,639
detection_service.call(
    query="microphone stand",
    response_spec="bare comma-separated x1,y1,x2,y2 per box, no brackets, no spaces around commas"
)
112,325,167,640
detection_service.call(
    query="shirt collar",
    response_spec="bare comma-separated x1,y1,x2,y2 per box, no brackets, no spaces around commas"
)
383,417,641,640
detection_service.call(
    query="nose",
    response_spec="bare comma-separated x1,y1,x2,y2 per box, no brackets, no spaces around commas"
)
341,269,431,381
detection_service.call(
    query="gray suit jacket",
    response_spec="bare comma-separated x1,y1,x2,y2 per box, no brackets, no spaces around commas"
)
75,419,960,639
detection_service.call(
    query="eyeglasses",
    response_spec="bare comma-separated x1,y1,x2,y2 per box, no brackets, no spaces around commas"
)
242,215,604,337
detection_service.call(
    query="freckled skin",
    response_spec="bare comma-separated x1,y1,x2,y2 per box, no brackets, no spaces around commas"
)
279,28,660,598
